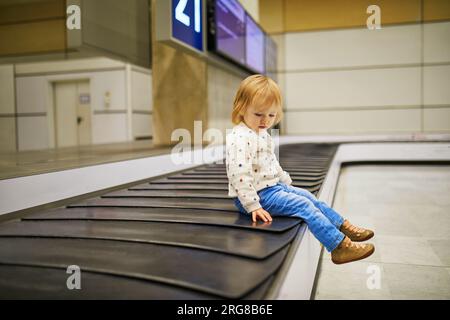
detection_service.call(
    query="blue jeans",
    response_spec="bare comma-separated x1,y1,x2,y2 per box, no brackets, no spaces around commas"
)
234,183,345,252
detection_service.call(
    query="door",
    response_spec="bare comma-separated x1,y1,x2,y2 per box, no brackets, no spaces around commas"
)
76,81,92,145
53,80,91,148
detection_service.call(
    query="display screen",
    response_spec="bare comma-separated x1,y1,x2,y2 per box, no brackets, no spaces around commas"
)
245,14,265,74
215,0,245,64
172,0,204,52
265,34,277,80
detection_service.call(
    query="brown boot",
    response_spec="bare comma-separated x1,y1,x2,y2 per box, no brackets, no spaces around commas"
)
331,236,375,264
340,219,374,242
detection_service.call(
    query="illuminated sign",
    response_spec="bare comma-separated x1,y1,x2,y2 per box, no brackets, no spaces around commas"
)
214,0,246,65
172,0,203,51
156,0,205,55
245,14,265,74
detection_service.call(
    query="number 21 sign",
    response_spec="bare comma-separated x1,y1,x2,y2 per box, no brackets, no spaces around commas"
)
156,0,205,55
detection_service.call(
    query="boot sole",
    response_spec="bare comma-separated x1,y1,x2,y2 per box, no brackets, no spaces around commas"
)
350,233,375,242
332,246,375,265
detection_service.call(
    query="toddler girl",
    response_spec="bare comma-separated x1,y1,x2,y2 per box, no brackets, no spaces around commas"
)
225,75,375,264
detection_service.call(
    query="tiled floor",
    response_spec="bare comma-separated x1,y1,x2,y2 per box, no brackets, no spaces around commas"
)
313,164,450,300
0,140,173,180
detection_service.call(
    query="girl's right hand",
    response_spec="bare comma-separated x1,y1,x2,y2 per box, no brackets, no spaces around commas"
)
251,208,273,223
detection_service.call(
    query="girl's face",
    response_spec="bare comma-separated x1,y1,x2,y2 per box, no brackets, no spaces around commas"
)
242,104,278,133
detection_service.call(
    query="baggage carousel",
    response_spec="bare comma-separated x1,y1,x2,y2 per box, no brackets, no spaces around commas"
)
0,143,338,299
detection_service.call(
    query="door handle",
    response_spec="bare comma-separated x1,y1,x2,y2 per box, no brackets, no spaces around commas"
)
77,116,82,124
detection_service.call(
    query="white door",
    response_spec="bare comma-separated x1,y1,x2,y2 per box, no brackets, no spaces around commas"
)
76,81,92,146
53,80,91,147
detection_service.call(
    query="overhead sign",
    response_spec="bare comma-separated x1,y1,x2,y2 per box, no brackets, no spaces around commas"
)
156,0,205,55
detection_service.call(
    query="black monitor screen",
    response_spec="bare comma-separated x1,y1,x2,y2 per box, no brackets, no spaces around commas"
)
245,14,265,74
215,0,246,65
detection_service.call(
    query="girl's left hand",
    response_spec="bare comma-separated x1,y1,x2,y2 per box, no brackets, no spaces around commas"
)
251,208,273,223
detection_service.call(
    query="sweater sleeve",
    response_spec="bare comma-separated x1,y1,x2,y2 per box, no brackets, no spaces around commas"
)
268,134,292,185
226,133,262,214
275,161,293,185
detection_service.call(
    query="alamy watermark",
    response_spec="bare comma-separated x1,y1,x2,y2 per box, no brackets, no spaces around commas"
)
66,265,81,290
366,264,381,290
66,5,81,30
65,4,382,31
367,5,382,30
170,121,280,165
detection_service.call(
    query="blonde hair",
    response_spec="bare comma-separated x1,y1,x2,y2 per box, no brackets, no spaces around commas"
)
231,74,283,125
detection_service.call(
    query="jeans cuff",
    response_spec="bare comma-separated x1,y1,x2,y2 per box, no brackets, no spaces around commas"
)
327,232,345,253
334,216,345,230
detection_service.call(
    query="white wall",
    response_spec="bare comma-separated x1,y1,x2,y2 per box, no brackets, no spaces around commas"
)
207,64,244,137
280,21,450,135
17,116,49,151
131,67,153,138
12,58,153,151
0,64,16,152
240,0,259,22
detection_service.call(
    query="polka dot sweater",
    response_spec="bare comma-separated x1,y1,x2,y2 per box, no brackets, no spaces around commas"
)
226,121,293,214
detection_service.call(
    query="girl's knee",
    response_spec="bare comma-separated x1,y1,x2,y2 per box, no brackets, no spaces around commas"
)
290,197,318,215
265,192,314,215
290,203,325,222
288,185,317,200
302,189,317,201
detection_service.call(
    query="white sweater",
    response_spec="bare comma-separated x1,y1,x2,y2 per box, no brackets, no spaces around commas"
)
225,122,292,213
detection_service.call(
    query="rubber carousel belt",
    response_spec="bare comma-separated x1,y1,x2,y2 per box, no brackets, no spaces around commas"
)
130,183,321,194
0,142,338,299
194,167,329,174
0,265,274,299
182,171,327,178
170,174,325,181
22,207,301,232
0,220,299,259
0,237,288,299
130,183,229,191
103,182,322,198
151,178,324,187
